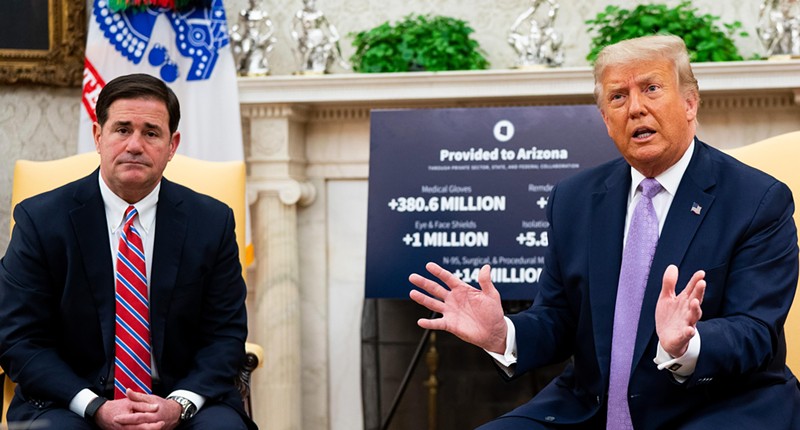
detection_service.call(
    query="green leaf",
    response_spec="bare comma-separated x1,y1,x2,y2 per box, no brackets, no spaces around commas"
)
585,0,747,63
349,14,489,72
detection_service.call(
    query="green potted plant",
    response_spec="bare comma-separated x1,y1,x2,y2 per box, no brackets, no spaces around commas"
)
349,14,490,73
585,1,750,63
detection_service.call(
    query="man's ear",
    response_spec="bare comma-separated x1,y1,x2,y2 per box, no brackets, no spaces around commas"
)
684,93,699,122
93,122,102,153
168,131,181,161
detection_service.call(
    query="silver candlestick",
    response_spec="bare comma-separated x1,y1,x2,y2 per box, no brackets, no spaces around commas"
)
508,0,565,68
290,0,350,74
757,0,800,58
229,0,278,76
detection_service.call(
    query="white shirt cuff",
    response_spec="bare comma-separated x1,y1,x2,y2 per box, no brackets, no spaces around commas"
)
69,388,99,417
168,389,206,411
654,329,701,382
485,317,518,376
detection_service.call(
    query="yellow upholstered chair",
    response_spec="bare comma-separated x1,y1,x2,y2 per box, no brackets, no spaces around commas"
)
3,152,263,423
725,131,800,373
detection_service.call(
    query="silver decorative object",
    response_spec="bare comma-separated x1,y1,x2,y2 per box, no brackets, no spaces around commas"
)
229,0,277,76
757,0,800,58
290,0,349,74
508,0,564,68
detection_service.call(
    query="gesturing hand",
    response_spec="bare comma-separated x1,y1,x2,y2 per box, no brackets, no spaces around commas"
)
655,265,706,358
409,263,507,354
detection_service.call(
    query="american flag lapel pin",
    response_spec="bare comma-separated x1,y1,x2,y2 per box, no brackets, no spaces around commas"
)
691,202,702,215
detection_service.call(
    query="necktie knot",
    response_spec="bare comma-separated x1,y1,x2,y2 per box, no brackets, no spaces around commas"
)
640,178,662,199
124,205,138,228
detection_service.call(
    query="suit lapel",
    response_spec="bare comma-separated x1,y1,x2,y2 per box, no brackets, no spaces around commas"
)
589,161,631,384
149,178,187,367
70,170,116,361
631,141,717,369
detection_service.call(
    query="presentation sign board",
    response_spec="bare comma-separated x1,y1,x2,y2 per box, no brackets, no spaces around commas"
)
365,106,619,299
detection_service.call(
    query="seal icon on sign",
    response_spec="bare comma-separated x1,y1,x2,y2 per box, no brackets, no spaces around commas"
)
493,119,515,142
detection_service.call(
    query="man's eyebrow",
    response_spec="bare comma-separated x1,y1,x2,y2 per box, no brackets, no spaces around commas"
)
604,73,663,94
111,120,164,132
143,122,164,131
604,82,628,93
635,73,662,85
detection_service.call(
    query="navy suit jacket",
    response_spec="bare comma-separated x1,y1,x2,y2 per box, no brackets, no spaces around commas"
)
0,170,253,427
505,140,800,428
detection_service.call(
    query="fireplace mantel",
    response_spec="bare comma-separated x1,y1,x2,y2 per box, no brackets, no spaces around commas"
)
238,60,800,106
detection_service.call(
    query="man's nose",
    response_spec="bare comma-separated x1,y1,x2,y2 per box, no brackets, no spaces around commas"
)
628,91,647,118
126,132,145,152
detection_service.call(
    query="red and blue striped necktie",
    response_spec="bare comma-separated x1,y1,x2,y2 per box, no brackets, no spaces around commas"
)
114,205,153,399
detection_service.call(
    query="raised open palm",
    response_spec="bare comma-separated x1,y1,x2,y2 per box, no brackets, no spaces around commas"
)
409,263,508,354
655,264,706,357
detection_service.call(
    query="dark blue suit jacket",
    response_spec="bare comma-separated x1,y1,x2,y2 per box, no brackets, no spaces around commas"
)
0,170,253,427
505,140,800,428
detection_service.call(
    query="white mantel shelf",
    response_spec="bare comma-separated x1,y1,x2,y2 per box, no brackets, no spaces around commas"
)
237,60,800,106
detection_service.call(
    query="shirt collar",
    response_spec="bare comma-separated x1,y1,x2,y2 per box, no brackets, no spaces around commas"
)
629,139,695,199
98,174,160,235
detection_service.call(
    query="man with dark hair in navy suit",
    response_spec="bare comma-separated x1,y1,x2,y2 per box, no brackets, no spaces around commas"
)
410,35,800,429
0,73,256,430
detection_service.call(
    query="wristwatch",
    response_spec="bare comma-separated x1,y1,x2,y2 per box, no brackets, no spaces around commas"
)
84,396,107,421
167,395,197,421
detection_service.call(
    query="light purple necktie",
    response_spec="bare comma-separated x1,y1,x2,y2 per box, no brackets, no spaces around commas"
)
607,178,662,430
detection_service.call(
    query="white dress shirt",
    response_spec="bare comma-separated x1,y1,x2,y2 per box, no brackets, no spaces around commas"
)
488,140,701,382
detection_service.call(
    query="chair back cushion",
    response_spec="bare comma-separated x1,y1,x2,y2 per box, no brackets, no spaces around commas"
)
726,131,800,373
10,152,247,278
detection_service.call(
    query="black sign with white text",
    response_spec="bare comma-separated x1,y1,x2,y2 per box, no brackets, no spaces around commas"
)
365,106,619,299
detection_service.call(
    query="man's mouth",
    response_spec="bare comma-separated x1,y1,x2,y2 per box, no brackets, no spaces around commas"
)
119,159,147,165
632,127,656,139
118,161,150,169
